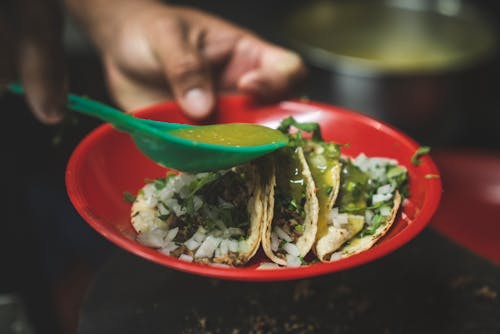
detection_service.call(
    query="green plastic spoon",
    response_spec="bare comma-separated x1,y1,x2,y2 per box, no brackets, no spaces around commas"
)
7,83,288,172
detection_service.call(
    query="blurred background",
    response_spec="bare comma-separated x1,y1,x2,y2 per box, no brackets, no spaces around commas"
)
1,0,499,333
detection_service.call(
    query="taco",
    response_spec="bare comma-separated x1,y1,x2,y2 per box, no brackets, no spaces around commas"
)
315,153,408,262
261,145,319,267
301,139,343,261
131,162,266,266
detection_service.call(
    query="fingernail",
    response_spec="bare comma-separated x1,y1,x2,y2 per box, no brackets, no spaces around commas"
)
183,88,213,119
44,109,64,124
35,106,64,125
276,51,302,74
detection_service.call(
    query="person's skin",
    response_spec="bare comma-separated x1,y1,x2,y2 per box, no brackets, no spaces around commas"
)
66,0,307,120
0,0,66,124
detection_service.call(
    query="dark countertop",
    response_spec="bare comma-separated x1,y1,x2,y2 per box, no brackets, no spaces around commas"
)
78,228,499,334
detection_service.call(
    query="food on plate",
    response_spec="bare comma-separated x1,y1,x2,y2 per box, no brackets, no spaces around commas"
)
130,117,408,267
302,139,343,261
314,153,407,262
260,145,319,267
131,162,268,266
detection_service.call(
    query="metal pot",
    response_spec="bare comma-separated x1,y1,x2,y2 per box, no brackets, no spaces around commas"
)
278,0,498,145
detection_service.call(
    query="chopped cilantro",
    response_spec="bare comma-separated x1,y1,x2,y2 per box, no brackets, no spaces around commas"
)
342,201,383,213
294,224,304,232
359,214,384,237
346,181,357,192
123,192,136,203
286,132,305,148
183,196,195,216
187,172,219,198
205,219,219,232
158,214,169,220
153,178,168,190
289,199,300,210
386,166,406,179
325,186,333,195
411,146,431,166
277,116,324,142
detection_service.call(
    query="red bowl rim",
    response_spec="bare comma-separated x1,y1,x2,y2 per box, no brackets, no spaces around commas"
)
66,96,442,281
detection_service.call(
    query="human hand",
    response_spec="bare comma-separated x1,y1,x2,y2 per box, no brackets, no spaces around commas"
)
67,0,306,120
0,0,66,124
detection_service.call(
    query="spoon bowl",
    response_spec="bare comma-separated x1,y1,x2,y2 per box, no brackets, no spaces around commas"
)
7,83,287,172
131,119,287,172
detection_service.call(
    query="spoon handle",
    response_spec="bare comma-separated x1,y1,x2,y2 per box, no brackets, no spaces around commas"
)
7,82,149,133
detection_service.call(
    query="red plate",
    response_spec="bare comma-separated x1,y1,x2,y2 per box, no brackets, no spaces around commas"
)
66,96,442,281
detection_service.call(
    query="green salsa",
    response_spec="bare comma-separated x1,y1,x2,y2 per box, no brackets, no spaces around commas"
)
170,124,287,147
338,160,370,213
305,141,341,203
276,147,305,213
304,141,341,234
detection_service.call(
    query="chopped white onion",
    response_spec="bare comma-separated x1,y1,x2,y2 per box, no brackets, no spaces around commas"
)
142,184,158,208
372,193,392,204
157,203,170,216
192,229,207,243
310,154,327,170
353,153,369,171
330,252,343,261
270,232,279,252
158,242,178,255
219,239,230,256
164,198,185,217
365,210,374,225
224,227,243,238
333,213,348,228
286,254,302,267
228,239,239,253
194,236,221,258
184,238,200,251
332,207,339,217
136,229,168,248
377,184,394,195
284,243,300,257
193,195,204,211
257,262,281,270
175,174,197,198
179,254,193,262
238,240,250,253
218,197,234,209
274,226,292,242
166,227,179,241
380,206,392,217
353,154,398,182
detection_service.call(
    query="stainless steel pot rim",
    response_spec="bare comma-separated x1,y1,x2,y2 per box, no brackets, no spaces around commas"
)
294,41,498,78
280,0,499,77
